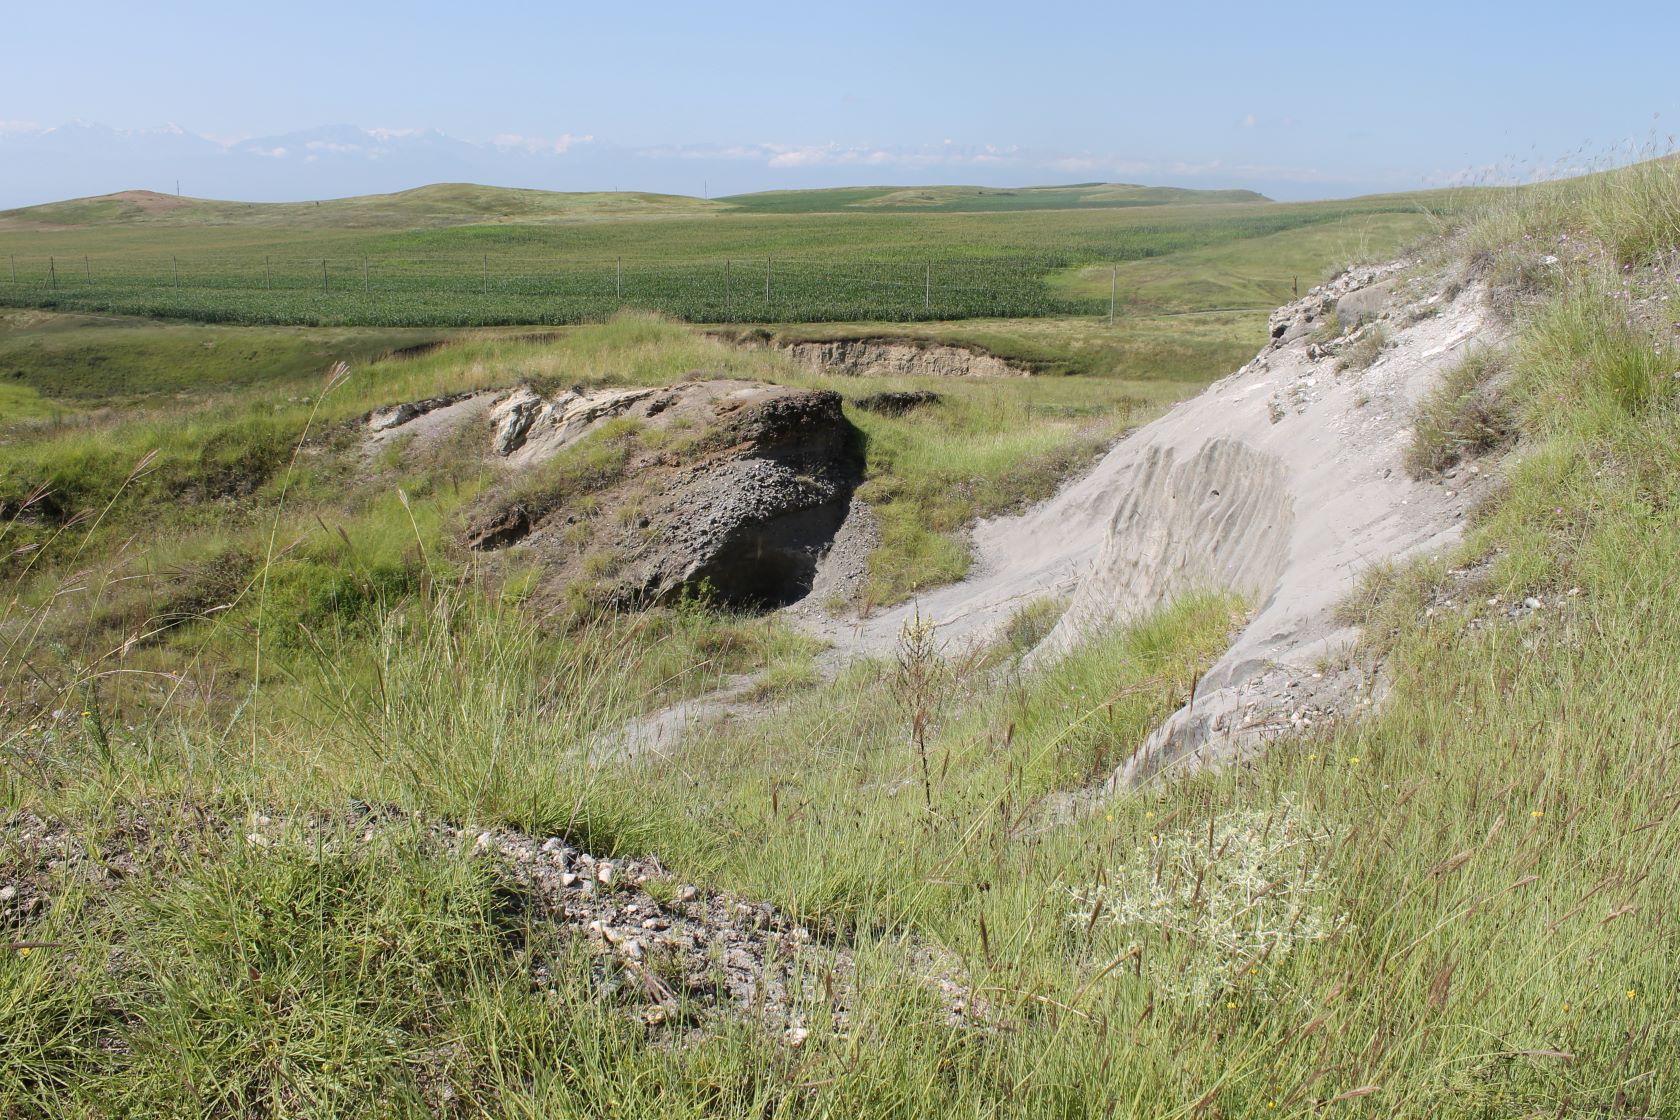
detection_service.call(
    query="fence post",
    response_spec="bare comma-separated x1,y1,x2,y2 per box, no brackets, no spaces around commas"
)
765,256,771,309
322,259,328,293
1109,265,1116,327
482,255,488,295
616,256,622,301
724,259,731,320
363,258,369,292
925,261,931,313
265,255,271,289
85,256,91,283
50,257,57,289
10,254,16,283
172,256,178,289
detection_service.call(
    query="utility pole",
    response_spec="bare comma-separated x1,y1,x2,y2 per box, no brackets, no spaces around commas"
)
1109,265,1117,327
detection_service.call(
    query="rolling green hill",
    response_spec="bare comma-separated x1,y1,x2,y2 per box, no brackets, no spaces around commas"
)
0,183,721,232
0,179,1458,327
720,181,1270,213
0,180,1270,232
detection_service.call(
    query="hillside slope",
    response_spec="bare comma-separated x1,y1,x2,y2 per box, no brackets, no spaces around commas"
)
720,181,1270,213
800,259,1493,776
0,183,721,231
3,162,1679,1117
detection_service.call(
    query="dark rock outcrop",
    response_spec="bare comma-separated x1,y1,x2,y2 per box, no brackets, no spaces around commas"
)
853,389,943,416
438,379,863,609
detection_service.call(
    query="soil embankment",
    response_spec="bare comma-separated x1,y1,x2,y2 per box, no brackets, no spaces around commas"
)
723,333,1035,378
803,262,1502,783
366,378,865,609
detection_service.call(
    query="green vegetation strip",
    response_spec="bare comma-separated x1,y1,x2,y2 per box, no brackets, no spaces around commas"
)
0,188,1462,326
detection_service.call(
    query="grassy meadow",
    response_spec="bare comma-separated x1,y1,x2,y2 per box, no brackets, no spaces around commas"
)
0,183,1459,326
4,166,1680,1116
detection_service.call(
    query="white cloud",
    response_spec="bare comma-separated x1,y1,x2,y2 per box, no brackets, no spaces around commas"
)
1051,152,1337,183
1238,113,1300,130
492,132,594,154
642,140,1027,170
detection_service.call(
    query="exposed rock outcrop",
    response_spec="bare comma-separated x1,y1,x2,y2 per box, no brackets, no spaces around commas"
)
371,378,864,610
365,392,475,433
806,262,1503,783
740,336,1032,378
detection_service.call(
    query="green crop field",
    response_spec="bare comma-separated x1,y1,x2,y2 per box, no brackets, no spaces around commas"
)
0,182,1465,327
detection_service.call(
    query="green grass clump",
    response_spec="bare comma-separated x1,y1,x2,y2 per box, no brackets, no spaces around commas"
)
1405,346,1517,476
1334,322,1388,371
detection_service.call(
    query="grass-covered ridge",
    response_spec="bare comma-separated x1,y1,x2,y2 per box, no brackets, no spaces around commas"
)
5,160,1680,1116
718,182,1269,213
0,183,724,231
0,183,1459,326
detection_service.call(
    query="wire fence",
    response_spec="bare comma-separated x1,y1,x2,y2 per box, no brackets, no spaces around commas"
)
0,253,1108,326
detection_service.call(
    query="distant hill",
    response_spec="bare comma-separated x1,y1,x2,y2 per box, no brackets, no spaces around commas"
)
0,183,722,231
0,180,1271,232
719,182,1271,214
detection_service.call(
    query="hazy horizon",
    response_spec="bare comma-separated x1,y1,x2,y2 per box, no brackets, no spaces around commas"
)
4,0,1678,209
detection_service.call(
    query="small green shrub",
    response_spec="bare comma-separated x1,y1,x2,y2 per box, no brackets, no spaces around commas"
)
1335,323,1388,371
1307,313,1346,345
1405,347,1517,476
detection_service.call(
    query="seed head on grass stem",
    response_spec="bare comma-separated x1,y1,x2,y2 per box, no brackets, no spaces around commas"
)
892,604,947,809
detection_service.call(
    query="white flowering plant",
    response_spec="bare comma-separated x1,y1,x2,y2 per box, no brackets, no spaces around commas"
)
1068,797,1345,1002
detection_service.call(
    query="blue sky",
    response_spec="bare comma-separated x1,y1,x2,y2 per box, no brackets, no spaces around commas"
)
2,0,1677,206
